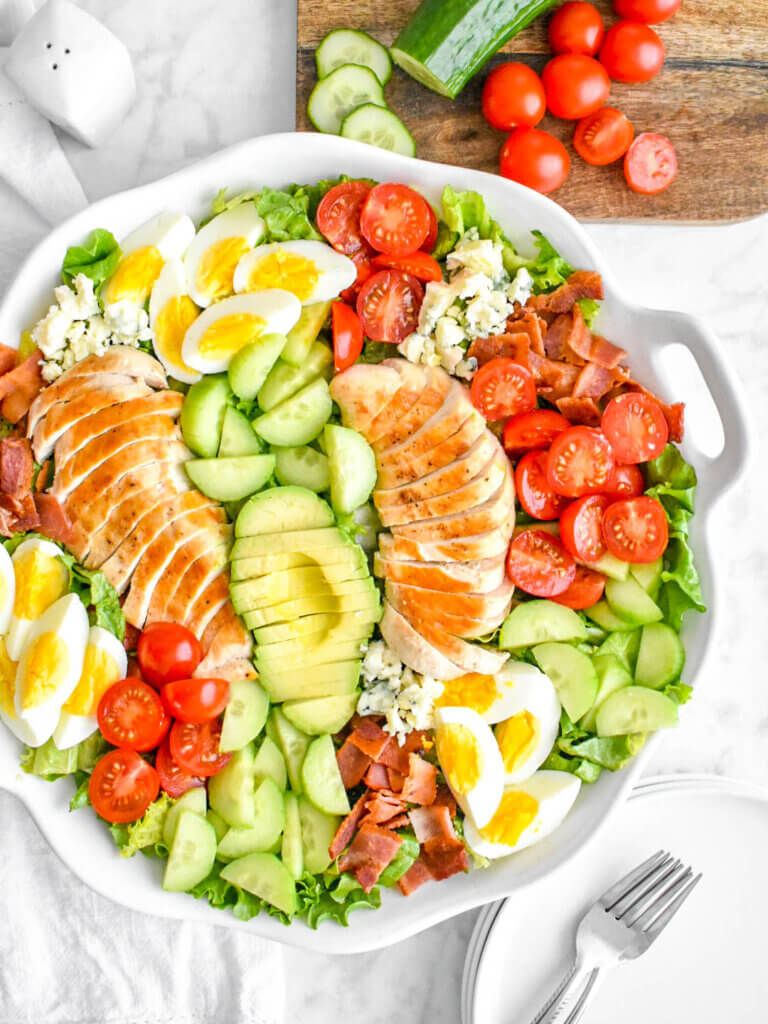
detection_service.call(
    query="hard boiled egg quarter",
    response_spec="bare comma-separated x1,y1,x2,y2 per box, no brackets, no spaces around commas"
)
433,705,504,829
53,626,127,750
149,259,202,384
13,594,89,747
184,206,266,308
102,212,195,307
0,635,37,746
182,290,301,375
6,538,70,661
463,770,582,859
234,241,356,305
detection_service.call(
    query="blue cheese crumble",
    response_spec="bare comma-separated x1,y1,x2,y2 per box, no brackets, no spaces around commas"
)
358,640,444,745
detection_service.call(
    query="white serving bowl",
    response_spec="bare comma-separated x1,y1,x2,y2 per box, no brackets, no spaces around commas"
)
0,133,751,953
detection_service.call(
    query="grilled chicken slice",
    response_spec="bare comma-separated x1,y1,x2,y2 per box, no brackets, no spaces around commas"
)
372,366,452,452
376,380,476,460
379,515,515,564
373,552,507,594
391,468,514,541
374,432,497,507
379,603,464,680
32,381,154,460
196,656,257,682
363,360,429,444
397,606,508,674
387,588,508,638
329,363,402,434
376,405,486,487
386,578,513,621
196,607,253,673
182,570,233,637
164,551,230,628
145,532,230,623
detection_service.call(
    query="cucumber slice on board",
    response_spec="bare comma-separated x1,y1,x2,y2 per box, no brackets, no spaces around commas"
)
219,680,269,752
218,406,264,457
298,795,339,874
340,104,416,157
605,578,663,627
185,454,275,501
585,600,636,633
163,811,217,893
220,852,297,916
207,743,256,827
580,654,633,732
316,28,392,85
325,424,377,515
257,341,333,411
301,734,350,815
596,686,679,737
253,377,332,447
307,64,386,135
163,786,207,847
227,334,287,401
532,642,599,722
270,708,312,793
253,736,288,790
281,792,304,880
180,374,231,457
282,302,331,368
235,487,334,538
274,445,330,493
282,691,360,736
499,600,587,649
217,778,285,860
634,623,685,689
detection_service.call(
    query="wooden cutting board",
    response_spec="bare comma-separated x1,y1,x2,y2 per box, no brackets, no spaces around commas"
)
296,0,768,221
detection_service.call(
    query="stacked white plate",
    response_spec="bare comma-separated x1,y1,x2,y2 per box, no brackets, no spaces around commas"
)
462,775,768,1024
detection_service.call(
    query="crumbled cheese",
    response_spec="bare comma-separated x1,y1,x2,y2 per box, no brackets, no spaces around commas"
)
358,640,444,745
417,281,455,335
507,266,534,306
446,232,505,281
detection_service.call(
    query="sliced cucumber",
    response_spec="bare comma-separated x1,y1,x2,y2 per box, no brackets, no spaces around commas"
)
634,623,685,689
499,600,587,650
298,795,339,873
532,642,598,722
605,578,663,627
596,629,641,673
281,792,304,880
180,374,231,458
235,487,334,538
207,743,256,827
340,104,416,157
270,707,312,793
219,680,269,752
584,551,630,582
586,600,636,633
254,378,332,447
282,302,332,368
260,660,362,703
596,686,679,737
631,559,663,597
316,28,392,85
163,786,207,847
301,733,350,815
274,445,330,493
220,851,297,916
207,808,229,843
307,64,386,135
163,811,217,892
185,453,275,501
228,334,287,400
282,691,360,736
324,423,377,515
216,778,285,860
218,406,264,458
580,654,633,732
257,341,333,411
253,736,287,790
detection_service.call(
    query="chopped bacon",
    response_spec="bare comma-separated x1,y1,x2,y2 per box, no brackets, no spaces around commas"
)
421,836,470,881
402,730,430,754
507,309,546,356
527,271,603,315
555,396,603,426
123,623,142,653
664,402,685,443
33,493,74,545
359,792,406,828
0,346,17,376
0,351,43,424
337,737,371,788
529,351,581,399
338,824,403,892
571,363,618,401
376,736,411,775
363,762,390,790
329,792,368,861
467,332,529,369
349,717,391,760
0,438,34,497
1,492,39,531
384,814,409,830
387,767,405,792
433,785,457,818
400,754,437,806
589,334,626,368
398,857,434,896
409,804,455,843
0,505,15,537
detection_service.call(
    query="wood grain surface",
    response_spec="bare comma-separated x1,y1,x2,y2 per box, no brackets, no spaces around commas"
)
296,0,768,221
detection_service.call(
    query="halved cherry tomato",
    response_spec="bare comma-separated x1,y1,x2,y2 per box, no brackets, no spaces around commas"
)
340,249,375,303
601,392,669,464
613,0,681,23
89,749,160,824
500,127,570,194
470,358,537,421
599,21,664,82
359,183,431,256
506,529,576,597
602,495,668,563
155,739,204,798
316,180,371,254
559,494,610,562
481,62,546,131
503,409,570,457
137,622,202,688
372,251,443,282
604,463,645,500
624,133,677,194
548,2,605,56
332,301,364,373
162,677,230,725
423,203,439,253
356,269,423,343
574,107,634,165
97,678,171,752
547,426,614,497
551,565,607,610
515,450,570,520
170,718,230,778
541,54,611,120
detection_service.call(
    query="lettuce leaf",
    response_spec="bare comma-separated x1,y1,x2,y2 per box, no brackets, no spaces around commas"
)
61,229,121,288
577,297,600,327
21,736,78,779
109,792,174,859
377,834,420,886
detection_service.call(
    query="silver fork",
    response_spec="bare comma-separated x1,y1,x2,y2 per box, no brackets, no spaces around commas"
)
529,850,702,1024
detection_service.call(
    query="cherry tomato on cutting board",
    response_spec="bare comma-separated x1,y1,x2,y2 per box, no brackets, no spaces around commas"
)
624,133,677,194
551,565,607,610
541,54,611,120
332,301,364,373
506,529,576,597
500,128,570,194
97,678,171,752
470,358,537,421
89,749,160,824
599,21,665,83
137,622,202,688
356,269,423,343
360,183,431,256
315,180,371,254
601,391,669,463
162,677,230,725
613,0,681,24
371,251,443,283
548,2,605,56
602,495,669,563
559,494,610,563
481,62,546,131
156,739,204,798
503,409,571,458
574,107,634,165
515,450,571,520
170,718,230,778
547,426,614,497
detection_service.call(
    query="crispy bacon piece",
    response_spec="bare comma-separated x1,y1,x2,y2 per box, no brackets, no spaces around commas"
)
467,333,529,369
0,351,43,424
0,506,15,537
359,792,406,827
400,753,438,806
529,351,581,399
123,623,141,653
555,396,602,426
349,717,391,760
507,309,546,356
398,857,434,896
589,334,627,368
0,438,34,496
384,814,409,830
1,492,39,531
337,737,372,788
387,767,405,792
664,402,685,443
376,736,411,775
33,493,74,546
338,824,403,892
363,762,390,790
527,271,603,315
329,793,368,861
433,785,457,818
420,836,470,881
0,346,17,376
571,363,617,401
408,804,455,843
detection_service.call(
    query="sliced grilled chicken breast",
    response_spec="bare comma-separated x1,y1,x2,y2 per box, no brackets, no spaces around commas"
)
363,360,429,443
329,363,403,434
391,469,514,541
374,432,497,507
379,602,464,680
372,365,452,452
373,552,507,594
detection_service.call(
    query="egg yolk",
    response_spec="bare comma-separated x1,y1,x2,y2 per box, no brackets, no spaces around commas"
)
435,673,500,715
437,723,484,795
155,295,200,373
0,638,17,716
480,790,539,847
13,551,69,620
198,313,267,359
495,712,539,774
18,631,69,711
195,237,251,302
63,645,120,716
246,250,319,302
103,246,164,305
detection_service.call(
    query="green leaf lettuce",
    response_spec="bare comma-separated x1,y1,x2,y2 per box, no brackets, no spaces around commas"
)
61,229,121,288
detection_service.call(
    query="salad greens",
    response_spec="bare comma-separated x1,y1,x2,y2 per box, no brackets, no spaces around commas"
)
110,793,174,859
61,228,121,288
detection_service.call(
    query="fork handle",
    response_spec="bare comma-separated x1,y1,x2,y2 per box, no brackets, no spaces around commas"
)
529,961,601,1024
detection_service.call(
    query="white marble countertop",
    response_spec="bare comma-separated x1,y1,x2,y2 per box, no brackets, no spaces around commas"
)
1,2,766,1022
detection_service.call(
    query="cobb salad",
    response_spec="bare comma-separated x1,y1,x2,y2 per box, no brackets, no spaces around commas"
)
0,173,704,928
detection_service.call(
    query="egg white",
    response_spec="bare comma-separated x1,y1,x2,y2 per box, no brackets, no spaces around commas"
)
148,259,202,384
6,538,69,661
233,240,356,305
0,543,15,635
184,206,266,308
53,626,127,750
492,663,561,784
463,770,582,859
0,636,37,746
102,212,195,306
433,705,505,829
